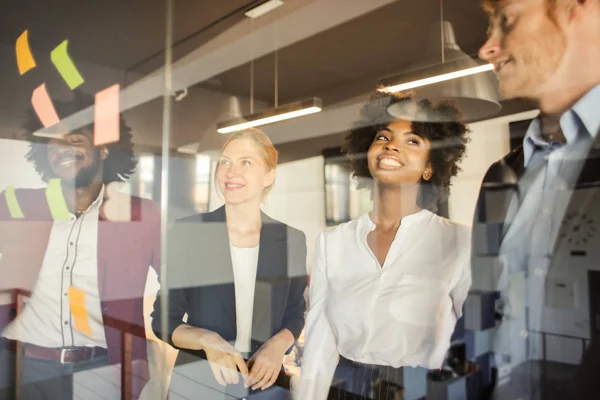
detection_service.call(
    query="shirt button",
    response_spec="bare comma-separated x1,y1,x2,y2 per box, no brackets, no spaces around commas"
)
520,329,529,338
66,267,70,270
70,242,74,245
535,268,544,276
542,208,552,216
64,321,69,325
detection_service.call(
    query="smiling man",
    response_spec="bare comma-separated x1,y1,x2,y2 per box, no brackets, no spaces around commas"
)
471,0,600,399
0,91,161,400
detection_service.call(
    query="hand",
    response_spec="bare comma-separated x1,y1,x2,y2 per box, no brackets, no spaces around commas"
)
245,333,291,391
201,332,249,386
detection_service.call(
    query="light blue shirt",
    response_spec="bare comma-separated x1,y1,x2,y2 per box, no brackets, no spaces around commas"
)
494,84,600,377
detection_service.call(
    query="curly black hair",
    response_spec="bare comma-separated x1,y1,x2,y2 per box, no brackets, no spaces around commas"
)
342,91,469,211
23,90,137,184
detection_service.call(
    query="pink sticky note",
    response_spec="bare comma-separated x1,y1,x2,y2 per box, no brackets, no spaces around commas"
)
31,84,60,128
94,84,120,146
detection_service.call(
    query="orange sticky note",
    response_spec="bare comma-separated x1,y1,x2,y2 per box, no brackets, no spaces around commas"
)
16,30,36,75
32,84,60,128
68,286,93,337
94,84,120,146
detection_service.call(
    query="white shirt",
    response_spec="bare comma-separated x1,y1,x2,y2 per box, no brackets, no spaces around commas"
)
3,187,107,348
299,210,472,400
230,244,259,353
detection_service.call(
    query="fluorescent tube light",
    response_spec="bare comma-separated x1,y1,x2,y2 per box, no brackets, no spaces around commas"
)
379,63,495,93
245,0,284,19
217,97,322,134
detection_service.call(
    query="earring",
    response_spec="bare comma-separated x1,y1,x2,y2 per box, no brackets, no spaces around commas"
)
423,171,432,181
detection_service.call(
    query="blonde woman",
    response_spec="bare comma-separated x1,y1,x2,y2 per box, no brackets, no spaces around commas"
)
152,129,307,399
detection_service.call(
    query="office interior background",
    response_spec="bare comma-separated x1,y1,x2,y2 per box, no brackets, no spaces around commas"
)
1,0,594,399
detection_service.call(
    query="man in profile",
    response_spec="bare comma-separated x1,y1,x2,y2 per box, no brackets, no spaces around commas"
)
472,0,600,398
0,91,162,399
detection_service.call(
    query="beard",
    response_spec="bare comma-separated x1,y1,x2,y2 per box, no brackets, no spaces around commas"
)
61,148,103,189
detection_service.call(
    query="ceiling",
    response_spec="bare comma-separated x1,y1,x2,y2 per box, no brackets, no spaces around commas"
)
207,0,491,107
0,0,525,155
0,0,265,74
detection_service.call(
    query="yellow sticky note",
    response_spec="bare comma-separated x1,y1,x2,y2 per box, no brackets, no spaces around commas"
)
68,286,93,337
16,30,36,75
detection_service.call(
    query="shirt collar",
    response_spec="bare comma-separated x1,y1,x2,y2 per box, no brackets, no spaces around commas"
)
359,209,431,233
523,83,600,166
77,184,105,215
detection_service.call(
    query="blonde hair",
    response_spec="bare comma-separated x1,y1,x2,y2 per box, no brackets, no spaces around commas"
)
218,128,279,197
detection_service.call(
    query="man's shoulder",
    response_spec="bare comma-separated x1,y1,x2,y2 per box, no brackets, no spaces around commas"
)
0,187,49,220
481,145,524,186
0,187,46,199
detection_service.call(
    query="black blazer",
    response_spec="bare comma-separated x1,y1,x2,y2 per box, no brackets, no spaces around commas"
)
471,132,600,399
151,206,308,361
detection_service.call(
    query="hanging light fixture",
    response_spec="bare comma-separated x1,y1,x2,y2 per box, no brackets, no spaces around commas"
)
217,97,321,134
177,95,245,154
381,0,501,122
217,41,322,134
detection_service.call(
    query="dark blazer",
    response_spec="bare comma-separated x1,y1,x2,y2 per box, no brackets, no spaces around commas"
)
0,185,161,400
471,131,600,399
151,206,307,362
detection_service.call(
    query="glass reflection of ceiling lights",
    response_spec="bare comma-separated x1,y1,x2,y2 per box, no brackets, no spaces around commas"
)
380,0,501,122
217,23,322,134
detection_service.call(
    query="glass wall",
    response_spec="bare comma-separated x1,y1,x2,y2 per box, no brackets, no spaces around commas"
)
2,0,597,399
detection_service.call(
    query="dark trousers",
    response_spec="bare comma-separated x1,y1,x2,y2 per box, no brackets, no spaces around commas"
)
170,349,292,400
330,357,404,400
0,338,112,400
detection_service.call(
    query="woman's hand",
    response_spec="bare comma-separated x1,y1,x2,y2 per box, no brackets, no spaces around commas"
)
201,331,249,386
245,329,294,391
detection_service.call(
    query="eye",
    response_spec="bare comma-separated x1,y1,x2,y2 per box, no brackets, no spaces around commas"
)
499,13,516,33
241,160,251,166
375,134,389,141
219,159,230,165
407,139,421,146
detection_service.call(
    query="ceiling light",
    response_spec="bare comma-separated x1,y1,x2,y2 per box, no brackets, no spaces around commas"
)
245,0,284,19
380,63,494,93
380,17,501,122
176,142,200,155
217,97,321,134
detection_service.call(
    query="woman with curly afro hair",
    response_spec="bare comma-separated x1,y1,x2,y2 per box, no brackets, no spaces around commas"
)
298,91,473,400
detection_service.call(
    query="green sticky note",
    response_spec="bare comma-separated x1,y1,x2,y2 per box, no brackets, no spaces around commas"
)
5,186,24,219
45,179,71,220
50,40,84,90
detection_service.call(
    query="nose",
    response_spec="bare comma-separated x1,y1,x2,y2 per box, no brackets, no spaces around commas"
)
225,165,240,178
383,143,400,153
479,33,501,62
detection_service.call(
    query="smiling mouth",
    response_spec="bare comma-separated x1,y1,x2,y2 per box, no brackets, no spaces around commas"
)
54,153,84,167
495,59,512,73
377,157,403,169
225,182,245,190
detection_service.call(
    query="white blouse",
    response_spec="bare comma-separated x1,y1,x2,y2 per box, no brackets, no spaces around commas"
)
230,244,259,353
299,210,471,400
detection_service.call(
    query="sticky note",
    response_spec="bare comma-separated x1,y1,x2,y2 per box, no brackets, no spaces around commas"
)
5,186,24,219
45,178,71,220
68,286,93,337
94,84,120,146
50,40,84,90
16,30,36,75
31,84,60,128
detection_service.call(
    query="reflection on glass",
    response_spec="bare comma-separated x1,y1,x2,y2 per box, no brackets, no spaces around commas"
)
194,154,212,212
